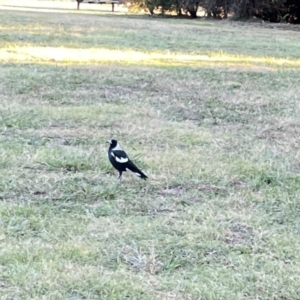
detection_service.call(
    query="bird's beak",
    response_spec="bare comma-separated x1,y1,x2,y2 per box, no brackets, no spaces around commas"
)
106,140,111,144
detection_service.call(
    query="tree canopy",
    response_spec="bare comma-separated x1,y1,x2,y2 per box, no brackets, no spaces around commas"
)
129,0,300,23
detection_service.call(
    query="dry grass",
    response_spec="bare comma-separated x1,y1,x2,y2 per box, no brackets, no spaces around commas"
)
1,2,300,299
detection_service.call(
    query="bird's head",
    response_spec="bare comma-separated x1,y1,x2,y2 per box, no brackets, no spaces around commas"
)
107,139,117,148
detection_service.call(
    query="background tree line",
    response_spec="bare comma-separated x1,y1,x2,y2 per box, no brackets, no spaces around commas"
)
130,0,300,23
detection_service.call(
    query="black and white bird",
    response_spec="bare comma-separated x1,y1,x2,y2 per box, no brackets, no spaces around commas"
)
107,139,148,180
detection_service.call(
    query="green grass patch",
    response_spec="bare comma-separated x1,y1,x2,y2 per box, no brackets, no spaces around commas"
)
0,3,300,299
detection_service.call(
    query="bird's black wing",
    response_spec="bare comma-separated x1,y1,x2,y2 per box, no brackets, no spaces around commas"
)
111,150,129,163
110,149,147,180
125,160,148,180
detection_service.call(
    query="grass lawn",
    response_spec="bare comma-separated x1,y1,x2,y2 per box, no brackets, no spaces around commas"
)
1,1,300,299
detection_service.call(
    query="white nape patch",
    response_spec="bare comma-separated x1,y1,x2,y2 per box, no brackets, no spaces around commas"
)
134,172,141,177
112,143,123,151
116,157,128,163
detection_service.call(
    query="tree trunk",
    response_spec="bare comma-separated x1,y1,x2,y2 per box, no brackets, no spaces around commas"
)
224,0,228,18
189,9,197,18
240,0,249,18
295,2,300,23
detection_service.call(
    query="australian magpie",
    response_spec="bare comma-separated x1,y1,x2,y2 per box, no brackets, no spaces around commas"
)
107,139,148,180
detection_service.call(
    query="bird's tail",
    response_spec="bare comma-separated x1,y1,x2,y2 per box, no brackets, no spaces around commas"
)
127,161,148,180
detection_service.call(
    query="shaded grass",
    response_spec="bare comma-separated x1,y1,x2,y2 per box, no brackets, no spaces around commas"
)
1,3,300,300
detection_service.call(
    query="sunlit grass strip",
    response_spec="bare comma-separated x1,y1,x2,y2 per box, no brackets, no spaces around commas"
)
1,46,300,68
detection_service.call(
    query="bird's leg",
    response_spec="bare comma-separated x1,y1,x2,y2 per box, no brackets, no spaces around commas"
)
117,171,122,181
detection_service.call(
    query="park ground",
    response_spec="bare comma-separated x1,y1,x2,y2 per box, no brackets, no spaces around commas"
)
1,1,300,299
